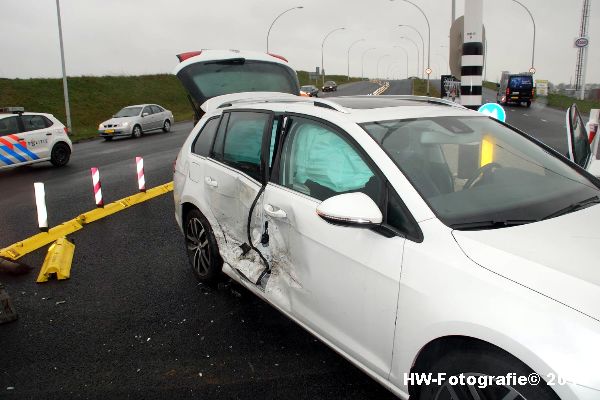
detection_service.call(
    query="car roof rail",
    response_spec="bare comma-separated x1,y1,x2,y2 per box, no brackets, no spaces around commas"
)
342,95,467,109
217,97,349,113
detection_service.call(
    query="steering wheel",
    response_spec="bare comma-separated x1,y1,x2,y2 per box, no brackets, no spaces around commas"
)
463,162,502,190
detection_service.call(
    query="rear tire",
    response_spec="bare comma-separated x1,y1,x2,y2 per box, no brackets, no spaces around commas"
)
184,209,223,284
50,142,71,167
416,346,559,400
526,101,531,108
162,119,171,133
131,125,142,139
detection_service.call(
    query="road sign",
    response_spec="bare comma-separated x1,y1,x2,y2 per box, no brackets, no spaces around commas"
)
535,79,548,96
478,103,506,123
574,37,589,48
529,67,536,74
425,68,432,75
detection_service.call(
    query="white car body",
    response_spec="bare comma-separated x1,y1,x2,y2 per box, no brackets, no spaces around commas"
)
0,110,72,170
172,51,600,399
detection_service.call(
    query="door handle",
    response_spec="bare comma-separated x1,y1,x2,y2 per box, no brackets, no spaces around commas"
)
46,133,52,136
204,176,218,187
264,204,287,219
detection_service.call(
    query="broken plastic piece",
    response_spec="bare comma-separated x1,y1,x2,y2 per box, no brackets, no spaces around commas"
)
0,283,18,324
37,237,75,283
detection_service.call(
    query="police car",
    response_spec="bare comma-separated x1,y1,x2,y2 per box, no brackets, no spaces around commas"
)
0,107,72,170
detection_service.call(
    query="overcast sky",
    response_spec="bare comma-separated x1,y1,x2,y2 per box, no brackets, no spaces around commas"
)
1,0,597,84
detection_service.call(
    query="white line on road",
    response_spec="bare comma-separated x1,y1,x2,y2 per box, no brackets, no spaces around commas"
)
541,119,547,122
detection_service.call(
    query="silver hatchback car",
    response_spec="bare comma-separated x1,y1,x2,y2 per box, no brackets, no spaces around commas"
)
98,104,174,140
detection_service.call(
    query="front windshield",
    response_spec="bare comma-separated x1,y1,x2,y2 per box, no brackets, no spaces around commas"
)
114,107,142,117
301,86,313,91
361,116,600,228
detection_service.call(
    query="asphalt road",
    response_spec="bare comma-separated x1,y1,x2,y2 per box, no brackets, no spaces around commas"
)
0,118,394,399
318,80,380,97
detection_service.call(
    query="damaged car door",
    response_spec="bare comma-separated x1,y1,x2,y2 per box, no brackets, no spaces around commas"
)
202,110,275,278
262,115,406,378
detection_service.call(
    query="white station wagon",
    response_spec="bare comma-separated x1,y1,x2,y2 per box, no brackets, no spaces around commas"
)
173,50,600,400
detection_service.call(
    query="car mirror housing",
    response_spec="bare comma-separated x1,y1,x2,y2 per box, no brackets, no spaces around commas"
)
316,192,382,227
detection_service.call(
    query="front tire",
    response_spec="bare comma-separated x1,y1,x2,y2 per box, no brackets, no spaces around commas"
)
131,125,142,139
50,142,71,167
184,209,223,284
162,119,171,133
416,347,559,400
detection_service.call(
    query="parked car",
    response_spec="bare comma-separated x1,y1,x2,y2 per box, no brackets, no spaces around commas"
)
322,80,338,92
172,51,600,400
0,107,72,169
300,85,319,97
98,104,174,140
497,71,534,107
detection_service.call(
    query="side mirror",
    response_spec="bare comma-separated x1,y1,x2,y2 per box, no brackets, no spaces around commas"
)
142,112,149,117
316,192,382,227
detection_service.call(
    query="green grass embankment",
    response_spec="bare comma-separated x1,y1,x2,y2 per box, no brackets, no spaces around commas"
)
0,75,192,141
412,79,440,97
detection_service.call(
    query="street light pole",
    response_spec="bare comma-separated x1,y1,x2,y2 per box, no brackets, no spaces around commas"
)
400,36,420,77
398,24,425,79
55,0,71,133
321,27,345,86
512,0,536,71
393,46,410,79
395,0,431,94
377,54,390,80
266,6,303,53
361,47,377,80
347,39,365,81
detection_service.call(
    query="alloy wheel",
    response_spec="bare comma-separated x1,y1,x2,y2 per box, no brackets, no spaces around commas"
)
186,217,210,276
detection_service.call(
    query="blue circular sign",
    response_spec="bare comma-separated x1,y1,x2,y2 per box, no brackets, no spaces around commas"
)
478,103,506,123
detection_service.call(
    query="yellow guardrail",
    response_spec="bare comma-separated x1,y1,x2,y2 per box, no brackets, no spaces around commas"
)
0,181,173,261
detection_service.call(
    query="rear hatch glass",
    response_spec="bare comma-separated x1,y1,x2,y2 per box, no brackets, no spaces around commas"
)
176,58,300,107
508,76,533,90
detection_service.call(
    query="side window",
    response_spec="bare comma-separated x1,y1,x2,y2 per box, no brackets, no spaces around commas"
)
212,112,230,159
151,105,162,114
22,115,47,132
142,106,152,116
221,112,271,181
0,116,20,136
42,116,54,128
192,117,220,157
280,117,382,204
269,118,280,168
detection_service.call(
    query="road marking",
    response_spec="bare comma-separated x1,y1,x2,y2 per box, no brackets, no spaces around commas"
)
541,119,547,122
0,181,174,261
523,114,529,116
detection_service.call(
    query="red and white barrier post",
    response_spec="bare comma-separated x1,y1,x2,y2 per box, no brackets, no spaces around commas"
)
136,156,146,192
90,167,104,207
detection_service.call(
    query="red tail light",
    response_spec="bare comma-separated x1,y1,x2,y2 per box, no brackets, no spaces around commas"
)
531,88,535,98
267,53,288,62
506,88,510,96
177,51,202,62
589,124,598,144
64,127,70,135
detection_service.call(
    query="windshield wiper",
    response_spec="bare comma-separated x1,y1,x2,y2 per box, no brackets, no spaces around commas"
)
450,219,537,230
542,196,600,220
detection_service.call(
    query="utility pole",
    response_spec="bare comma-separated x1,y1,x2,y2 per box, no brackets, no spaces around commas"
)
55,0,71,133
575,0,591,100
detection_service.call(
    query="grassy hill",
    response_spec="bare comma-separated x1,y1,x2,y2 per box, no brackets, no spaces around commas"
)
0,72,365,141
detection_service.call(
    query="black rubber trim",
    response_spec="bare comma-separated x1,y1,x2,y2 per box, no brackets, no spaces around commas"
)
461,66,483,76
463,42,484,55
461,86,483,95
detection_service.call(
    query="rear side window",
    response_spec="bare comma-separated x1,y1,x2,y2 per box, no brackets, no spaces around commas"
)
0,116,20,136
142,106,152,115
150,105,161,114
192,117,220,156
42,116,54,128
22,115,47,131
216,111,271,181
